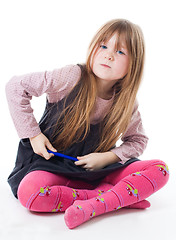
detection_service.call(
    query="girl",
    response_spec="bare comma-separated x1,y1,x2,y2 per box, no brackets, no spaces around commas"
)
6,19,169,229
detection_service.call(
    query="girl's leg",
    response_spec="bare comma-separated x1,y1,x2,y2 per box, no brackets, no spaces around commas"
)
64,159,169,229
17,170,113,212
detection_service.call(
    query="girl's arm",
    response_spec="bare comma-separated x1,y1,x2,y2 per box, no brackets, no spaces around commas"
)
5,65,81,159
5,65,81,139
110,102,149,164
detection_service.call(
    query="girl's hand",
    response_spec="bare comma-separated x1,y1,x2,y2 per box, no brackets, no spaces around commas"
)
29,133,57,160
75,152,120,171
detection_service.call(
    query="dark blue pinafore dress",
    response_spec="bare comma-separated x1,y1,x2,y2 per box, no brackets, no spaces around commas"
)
8,73,139,198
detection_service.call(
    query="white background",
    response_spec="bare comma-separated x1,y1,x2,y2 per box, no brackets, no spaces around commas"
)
0,0,176,239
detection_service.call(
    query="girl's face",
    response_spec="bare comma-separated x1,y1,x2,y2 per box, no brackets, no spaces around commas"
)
91,33,129,82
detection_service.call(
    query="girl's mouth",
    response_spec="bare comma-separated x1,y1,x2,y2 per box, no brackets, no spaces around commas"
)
100,64,111,68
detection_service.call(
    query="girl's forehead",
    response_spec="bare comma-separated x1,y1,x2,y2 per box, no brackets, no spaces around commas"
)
99,32,127,48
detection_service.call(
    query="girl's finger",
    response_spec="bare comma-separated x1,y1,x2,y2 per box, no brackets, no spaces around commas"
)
46,140,57,152
77,156,85,160
75,160,87,166
43,149,51,160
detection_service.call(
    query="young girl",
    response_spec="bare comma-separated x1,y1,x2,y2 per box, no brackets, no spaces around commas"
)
6,19,169,229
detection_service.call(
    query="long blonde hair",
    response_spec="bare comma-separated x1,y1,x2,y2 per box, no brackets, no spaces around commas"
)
52,19,145,152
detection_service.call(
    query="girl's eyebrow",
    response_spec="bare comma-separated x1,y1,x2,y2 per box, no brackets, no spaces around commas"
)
117,43,128,51
99,40,128,52
120,46,127,50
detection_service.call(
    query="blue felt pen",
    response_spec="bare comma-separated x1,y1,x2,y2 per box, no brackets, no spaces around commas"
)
47,150,78,161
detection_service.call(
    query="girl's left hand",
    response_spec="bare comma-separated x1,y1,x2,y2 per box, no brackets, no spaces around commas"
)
75,152,120,171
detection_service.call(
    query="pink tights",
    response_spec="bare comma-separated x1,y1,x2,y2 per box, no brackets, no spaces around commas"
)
17,159,169,228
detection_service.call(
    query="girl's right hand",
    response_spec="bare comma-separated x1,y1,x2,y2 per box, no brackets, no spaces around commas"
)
29,133,57,160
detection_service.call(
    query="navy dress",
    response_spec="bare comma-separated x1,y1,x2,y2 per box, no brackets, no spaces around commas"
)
8,76,139,198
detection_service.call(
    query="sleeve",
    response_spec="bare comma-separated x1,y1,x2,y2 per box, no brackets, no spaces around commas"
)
110,101,149,164
5,64,81,139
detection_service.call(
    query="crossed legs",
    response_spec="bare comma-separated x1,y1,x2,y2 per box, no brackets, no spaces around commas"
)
17,159,169,228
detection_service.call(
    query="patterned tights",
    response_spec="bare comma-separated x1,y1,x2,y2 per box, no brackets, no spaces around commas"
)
17,159,169,229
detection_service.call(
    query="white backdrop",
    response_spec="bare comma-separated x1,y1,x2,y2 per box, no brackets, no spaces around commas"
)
0,0,175,239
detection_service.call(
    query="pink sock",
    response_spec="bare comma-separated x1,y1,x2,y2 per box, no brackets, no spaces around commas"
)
64,160,169,229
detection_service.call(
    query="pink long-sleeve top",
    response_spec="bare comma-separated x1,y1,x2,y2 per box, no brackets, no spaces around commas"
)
5,64,148,164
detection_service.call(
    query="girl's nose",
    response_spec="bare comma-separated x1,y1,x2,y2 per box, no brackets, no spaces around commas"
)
105,54,114,61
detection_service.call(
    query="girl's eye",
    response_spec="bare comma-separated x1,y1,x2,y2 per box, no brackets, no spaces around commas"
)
117,50,125,55
100,45,107,49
